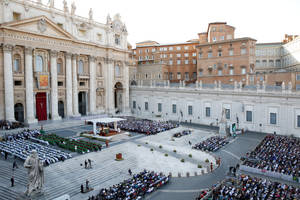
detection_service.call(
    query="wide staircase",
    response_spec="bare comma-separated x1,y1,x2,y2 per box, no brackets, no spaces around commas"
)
0,144,137,200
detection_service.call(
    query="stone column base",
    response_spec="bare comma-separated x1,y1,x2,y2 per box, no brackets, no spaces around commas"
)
25,117,38,125
72,113,81,118
51,115,62,121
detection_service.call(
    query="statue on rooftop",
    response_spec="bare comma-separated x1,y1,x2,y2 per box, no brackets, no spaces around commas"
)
24,150,44,196
71,1,76,15
89,8,93,21
106,14,112,25
48,0,54,8
63,0,69,13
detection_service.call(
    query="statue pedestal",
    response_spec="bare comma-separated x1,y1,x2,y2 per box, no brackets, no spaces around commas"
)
219,122,227,136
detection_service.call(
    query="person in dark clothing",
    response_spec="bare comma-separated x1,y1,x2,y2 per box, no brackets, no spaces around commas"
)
86,179,89,191
88,159,92,168
81,184,84,193
84,160,88,169
128,168,132,176
13,160,18,170
4,151,8,160
232,167,236,177
11,176,14,187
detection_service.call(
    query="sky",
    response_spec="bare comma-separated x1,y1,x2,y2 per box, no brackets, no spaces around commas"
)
48,0,299,47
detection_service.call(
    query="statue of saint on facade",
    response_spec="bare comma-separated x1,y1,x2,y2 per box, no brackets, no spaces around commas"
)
48,0,54,8
71,1,76,15
220,108,226,123
24,150,44,196
63,0,69,13
89,8,93,20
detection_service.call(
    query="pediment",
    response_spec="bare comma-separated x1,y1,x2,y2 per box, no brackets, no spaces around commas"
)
1,16,74,40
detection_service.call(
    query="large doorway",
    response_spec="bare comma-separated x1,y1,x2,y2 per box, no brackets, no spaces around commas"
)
78,92,87,116
58,101,65,118
36,92,47,121
114,82,123,113
14,103,24,122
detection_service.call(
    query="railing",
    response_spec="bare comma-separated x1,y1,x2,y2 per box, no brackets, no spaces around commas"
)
130,80,300,95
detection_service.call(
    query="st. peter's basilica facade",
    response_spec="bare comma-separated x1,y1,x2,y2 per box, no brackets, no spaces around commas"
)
0,0,130,124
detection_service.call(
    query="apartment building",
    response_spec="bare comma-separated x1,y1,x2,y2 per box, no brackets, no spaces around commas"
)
133,40,199,82
196,22,256,84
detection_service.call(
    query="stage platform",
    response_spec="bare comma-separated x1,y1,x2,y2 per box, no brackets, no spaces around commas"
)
82,132,131,141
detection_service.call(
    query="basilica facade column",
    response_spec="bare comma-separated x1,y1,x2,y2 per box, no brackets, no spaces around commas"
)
3,44,15,121
123,62,130,113
50,50,61,121
65,53,73,117
89,56,96,114
72,54,80,116
25,47,37,124
105,58,114,113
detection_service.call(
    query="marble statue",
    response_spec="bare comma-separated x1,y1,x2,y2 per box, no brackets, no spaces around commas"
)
89,8,93,20
71,1,76,15
219,108,227,136
106,14,112,25
63,0,69,13
24,150,44,196
220,108,226,123
48,0,54,8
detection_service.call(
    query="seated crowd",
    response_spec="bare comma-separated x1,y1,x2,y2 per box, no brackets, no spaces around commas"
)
0,129,72,166
192,136,229,152
173,129,191,138
106,118,179,135
0,120,24,130
243,135,300,177
208,174,300,200
88,170,169,200
2,129,40,141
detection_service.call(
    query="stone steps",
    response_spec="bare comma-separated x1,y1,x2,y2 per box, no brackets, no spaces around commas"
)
0,186,19,200
0,167,27,186
38,158,136,199
33,146,137,199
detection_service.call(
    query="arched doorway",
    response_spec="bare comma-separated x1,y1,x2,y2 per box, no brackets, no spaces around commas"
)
58,101,65,118
114,82,123,113
130,80,137,86
14,103,24,122
78,92,87,116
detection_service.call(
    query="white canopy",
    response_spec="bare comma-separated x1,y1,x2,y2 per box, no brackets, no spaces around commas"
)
87,118,126,124
87,118,126,135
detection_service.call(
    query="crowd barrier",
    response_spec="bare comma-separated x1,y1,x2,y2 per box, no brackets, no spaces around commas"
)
240,165,300,183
